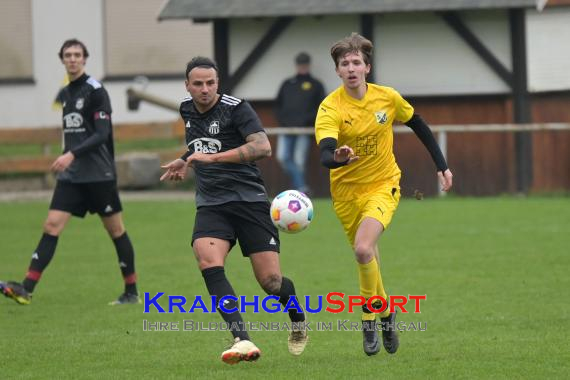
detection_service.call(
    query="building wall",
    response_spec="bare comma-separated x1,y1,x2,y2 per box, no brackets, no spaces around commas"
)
229,15,358,99
2,5,569,128
1,2,568,195
530,91,570,192
527,7,570,92
375,10,512,96
230,11,514,99
243,7,570,196
229,8,569,99
0,0,206,129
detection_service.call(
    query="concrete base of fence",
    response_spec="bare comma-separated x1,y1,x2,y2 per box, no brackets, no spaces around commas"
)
116,152,161,189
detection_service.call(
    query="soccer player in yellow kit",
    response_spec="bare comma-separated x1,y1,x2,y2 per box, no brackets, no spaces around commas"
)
315,33,453,356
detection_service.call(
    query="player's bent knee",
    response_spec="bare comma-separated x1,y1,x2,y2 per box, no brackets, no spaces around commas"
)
196,257,224,271
110,229,125,239
43,219,64,236
354,244,375,264
101,215,125,238
259,273,282,295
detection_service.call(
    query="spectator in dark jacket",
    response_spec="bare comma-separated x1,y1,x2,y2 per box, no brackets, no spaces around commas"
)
275,52,325,194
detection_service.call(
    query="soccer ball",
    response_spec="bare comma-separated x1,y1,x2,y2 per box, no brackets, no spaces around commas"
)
270,190,313,233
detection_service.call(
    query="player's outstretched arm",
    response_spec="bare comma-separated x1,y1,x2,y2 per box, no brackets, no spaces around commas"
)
334,145,359,164
405,114,453,191
186,131,271,166
160,158,187,181
239,131,272,162
318,137,359,169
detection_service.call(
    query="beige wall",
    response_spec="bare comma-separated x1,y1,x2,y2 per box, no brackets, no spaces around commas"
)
104,0,212,77
0,0,211,128
1,2,569,128
0,0,33,80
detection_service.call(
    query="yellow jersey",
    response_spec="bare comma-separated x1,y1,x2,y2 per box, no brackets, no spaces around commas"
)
315,84,414,201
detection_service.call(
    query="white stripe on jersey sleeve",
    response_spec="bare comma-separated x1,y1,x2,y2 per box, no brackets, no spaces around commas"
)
86,77,102,89
221,94,241,106
222,94,241,102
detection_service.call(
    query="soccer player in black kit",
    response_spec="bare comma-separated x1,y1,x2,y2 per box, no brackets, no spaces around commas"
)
160,56,308,364
0,39,140,306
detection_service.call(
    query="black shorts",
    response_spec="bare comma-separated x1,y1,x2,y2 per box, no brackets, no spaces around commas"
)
192,201,280,256
50,180,123,218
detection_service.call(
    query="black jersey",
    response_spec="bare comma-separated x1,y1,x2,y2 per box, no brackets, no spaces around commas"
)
180,94,269,207
55,74,115,183
276,73,325,127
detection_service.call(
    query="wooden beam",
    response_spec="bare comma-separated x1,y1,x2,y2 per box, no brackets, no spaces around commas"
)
214,19,230,92
545,0,570,6
439,11,513,88
126,88,179,112
0,156,55,173
0,122,183,145
227,17,293,92
360,14,375,83
509,8,533,193
0,128,61,144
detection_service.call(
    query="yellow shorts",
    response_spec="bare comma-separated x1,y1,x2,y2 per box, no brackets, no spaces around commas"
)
333,183,401,246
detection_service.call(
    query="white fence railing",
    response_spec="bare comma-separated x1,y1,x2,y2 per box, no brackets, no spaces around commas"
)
264,123,570,136
265,123,570,196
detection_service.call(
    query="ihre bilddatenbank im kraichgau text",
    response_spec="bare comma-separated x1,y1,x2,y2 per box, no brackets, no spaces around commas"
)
142,292,428,332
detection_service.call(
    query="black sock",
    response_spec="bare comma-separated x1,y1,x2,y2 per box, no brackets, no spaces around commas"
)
112,232,137,295
202,266,249,341
278,277,305,323
22,233,59,293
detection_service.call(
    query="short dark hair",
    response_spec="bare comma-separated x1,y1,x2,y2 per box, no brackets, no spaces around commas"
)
186,56,218,79
58,39,89,60
295,52,311,65
330,32,373,68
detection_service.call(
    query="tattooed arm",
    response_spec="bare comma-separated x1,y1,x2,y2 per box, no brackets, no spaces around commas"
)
238,131,272,162
185,131,272,166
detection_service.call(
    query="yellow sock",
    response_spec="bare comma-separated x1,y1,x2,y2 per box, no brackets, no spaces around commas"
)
358,258,379,321
376,260,390,318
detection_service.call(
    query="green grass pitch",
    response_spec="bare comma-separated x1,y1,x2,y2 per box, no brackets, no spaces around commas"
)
1,196,569,379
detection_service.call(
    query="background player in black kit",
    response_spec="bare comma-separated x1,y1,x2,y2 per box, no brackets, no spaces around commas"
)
0,39,140,306
160,56,308,364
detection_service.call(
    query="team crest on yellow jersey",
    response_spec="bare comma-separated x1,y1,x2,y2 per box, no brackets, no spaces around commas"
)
375,111,388,124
